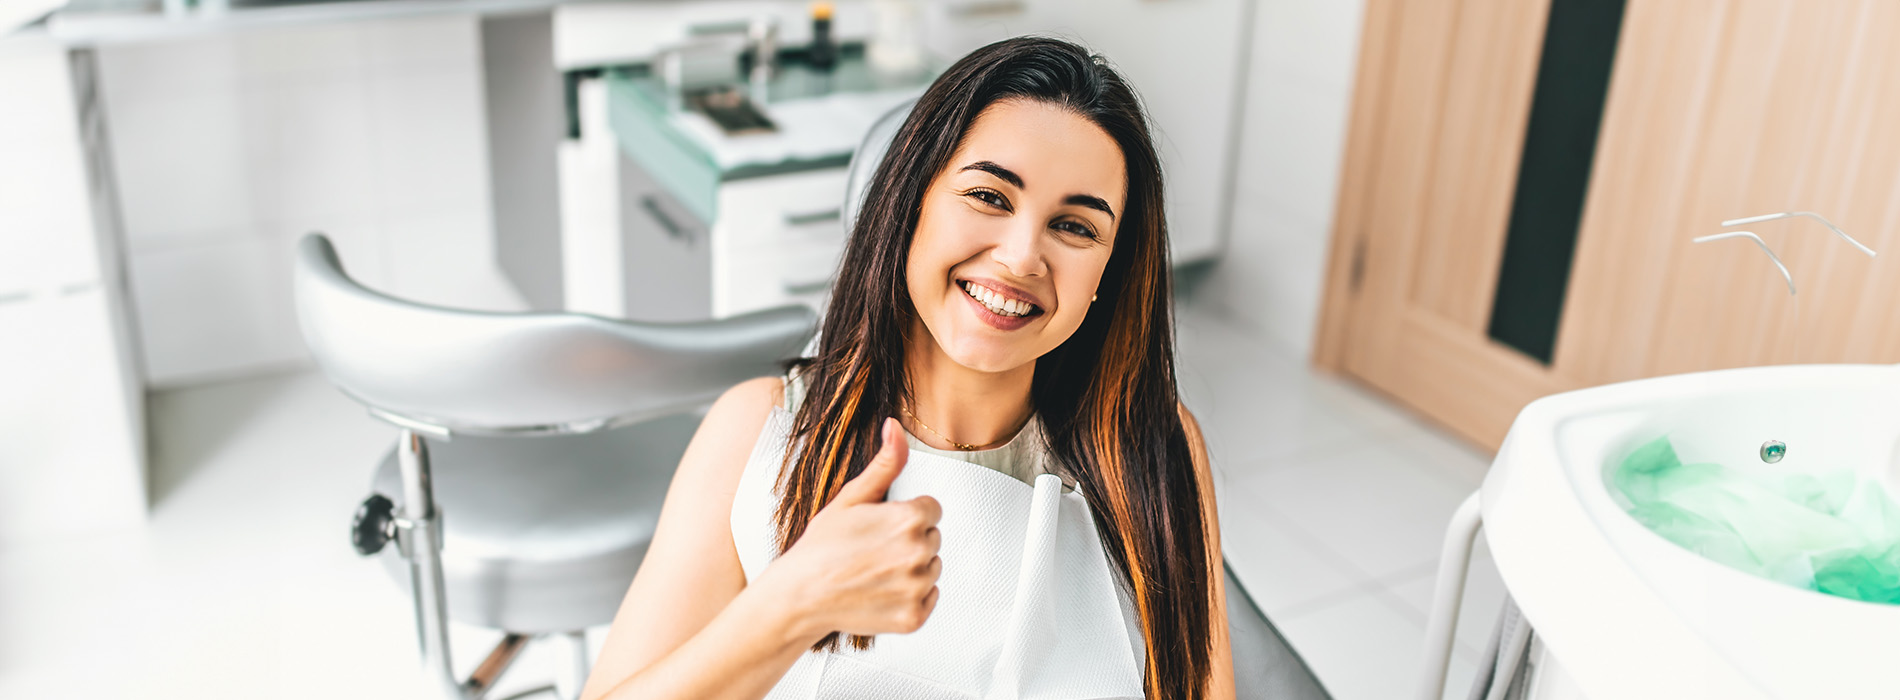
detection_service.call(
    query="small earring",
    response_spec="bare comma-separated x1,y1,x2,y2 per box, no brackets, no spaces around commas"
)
1090,293,1097,302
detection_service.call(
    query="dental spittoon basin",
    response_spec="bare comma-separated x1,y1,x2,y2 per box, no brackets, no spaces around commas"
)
1610,436,1900,604
1481,364,1900,700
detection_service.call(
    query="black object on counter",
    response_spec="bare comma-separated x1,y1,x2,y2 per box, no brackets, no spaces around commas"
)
808,2,837,71
689,88,778,135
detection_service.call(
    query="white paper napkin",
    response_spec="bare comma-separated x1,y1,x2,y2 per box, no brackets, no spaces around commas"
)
759,451,1146,700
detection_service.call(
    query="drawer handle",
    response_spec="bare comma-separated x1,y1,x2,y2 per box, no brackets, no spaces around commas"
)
0,289,31,307
783,278,832,295
640,195,695,244
783,207,842,227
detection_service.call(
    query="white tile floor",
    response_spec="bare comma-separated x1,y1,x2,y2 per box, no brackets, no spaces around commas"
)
0,296,1507,700
1175,301,1507,700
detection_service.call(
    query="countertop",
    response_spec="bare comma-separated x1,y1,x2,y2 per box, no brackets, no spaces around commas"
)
29,0,874,50
35,0,567,45
605,47,933,222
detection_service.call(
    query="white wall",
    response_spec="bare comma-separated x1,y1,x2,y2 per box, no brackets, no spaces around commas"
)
1206,0,1365,359
97,16,516,388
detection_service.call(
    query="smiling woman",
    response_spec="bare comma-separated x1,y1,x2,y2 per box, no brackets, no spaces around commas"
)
581,36,1232,700
910,100,1123,363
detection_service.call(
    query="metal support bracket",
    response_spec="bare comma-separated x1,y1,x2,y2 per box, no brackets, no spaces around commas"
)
1416,490,1485,700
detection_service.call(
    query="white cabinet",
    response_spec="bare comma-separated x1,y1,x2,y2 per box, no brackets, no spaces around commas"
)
562,139,845,322
0,39,148,543
712,168,847,318
0,289,147,541
561,78,845,322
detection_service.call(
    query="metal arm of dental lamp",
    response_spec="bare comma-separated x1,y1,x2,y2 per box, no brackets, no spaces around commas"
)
1719,211,1878,258
1691,211,1879,297
1692,231,1797,296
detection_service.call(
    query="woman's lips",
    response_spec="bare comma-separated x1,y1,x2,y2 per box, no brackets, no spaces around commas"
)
959,277,1045,311
959,282,1038,331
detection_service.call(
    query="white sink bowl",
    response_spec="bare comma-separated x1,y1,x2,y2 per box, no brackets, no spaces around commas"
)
1485,364,1900,700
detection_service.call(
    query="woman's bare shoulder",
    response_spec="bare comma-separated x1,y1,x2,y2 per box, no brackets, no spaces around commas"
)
657,376,784,497
642,376,786,558
690,376,786,465
719,376,787,416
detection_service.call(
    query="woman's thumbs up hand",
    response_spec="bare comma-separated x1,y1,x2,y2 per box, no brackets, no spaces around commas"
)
831,417,913,506
759,418,944,641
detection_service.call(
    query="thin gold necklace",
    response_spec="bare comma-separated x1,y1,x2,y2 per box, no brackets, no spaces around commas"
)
900,404,1028,451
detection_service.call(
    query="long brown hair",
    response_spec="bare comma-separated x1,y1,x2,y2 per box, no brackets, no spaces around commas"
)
773,36,1212,698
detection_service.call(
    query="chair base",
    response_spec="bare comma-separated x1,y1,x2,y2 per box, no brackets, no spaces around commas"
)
369,413,699,634
363,415,697,698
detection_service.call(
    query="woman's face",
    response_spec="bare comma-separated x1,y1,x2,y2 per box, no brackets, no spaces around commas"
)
905,98,1127,374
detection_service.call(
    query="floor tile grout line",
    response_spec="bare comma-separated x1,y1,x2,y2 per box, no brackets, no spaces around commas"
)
1232,482,1495,661
1212,434,1394,492
1370,555,1502,659
1269,568,1484,669
1365,416,1498,494
1269,571,1398,621
1217,510,1381,620
1230,483,1426,608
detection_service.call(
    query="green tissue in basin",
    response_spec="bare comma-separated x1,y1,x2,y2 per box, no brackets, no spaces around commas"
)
1612,437,1900,604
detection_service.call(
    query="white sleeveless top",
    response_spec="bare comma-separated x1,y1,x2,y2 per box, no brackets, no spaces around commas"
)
729,375,1147,700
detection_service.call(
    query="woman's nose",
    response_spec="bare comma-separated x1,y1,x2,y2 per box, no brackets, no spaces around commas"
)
989,219,1048,278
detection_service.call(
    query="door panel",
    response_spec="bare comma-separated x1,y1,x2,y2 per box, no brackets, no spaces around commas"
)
1320,0,1900,451
1564,0,1900,381
1545,0,1732,385
1337,0,1558,447
1406,0,1554,331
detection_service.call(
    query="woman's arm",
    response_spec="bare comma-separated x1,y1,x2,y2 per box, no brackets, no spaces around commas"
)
581,377,806,700
1180,404,1238,700
583,380,945,700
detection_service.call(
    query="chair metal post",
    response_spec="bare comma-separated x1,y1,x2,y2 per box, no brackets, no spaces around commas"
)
1416,490,1484,700
396,429,465,699
552,630,592,700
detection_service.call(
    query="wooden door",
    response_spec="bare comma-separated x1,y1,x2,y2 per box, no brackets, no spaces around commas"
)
1316,0,1900,450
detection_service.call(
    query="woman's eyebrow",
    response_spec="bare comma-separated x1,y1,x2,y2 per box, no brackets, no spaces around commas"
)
1066,194,1116,220
959,160,1023,188
961,160,1116,220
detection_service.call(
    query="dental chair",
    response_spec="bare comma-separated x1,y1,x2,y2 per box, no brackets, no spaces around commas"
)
846,100,1331,700
292,234,817,699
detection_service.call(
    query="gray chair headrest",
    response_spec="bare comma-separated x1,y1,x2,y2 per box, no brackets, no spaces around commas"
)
292,233,816,434
842,98,917,234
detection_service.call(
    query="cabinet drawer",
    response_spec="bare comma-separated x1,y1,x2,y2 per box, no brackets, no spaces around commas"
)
713,168,850,318
619,151,713,322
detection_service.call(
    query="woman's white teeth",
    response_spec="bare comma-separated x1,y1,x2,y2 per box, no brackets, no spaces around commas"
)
963,281,1032,317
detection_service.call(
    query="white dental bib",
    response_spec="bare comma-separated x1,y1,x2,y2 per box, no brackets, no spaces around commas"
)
730,405,1147,700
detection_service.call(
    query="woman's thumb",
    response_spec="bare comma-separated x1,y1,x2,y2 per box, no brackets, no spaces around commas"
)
835,417,909,505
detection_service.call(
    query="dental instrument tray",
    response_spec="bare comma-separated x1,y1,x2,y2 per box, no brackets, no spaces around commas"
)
687,87,777,135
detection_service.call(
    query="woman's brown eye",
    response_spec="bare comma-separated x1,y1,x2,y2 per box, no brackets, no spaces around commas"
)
966,190,1009,210
1054,220,1101,241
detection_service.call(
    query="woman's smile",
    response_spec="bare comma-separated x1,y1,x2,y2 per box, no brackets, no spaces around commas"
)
957,278,1045,330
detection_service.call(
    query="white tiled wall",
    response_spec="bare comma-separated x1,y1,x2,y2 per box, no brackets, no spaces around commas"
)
98,16,507,388
1208,0,1367,359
